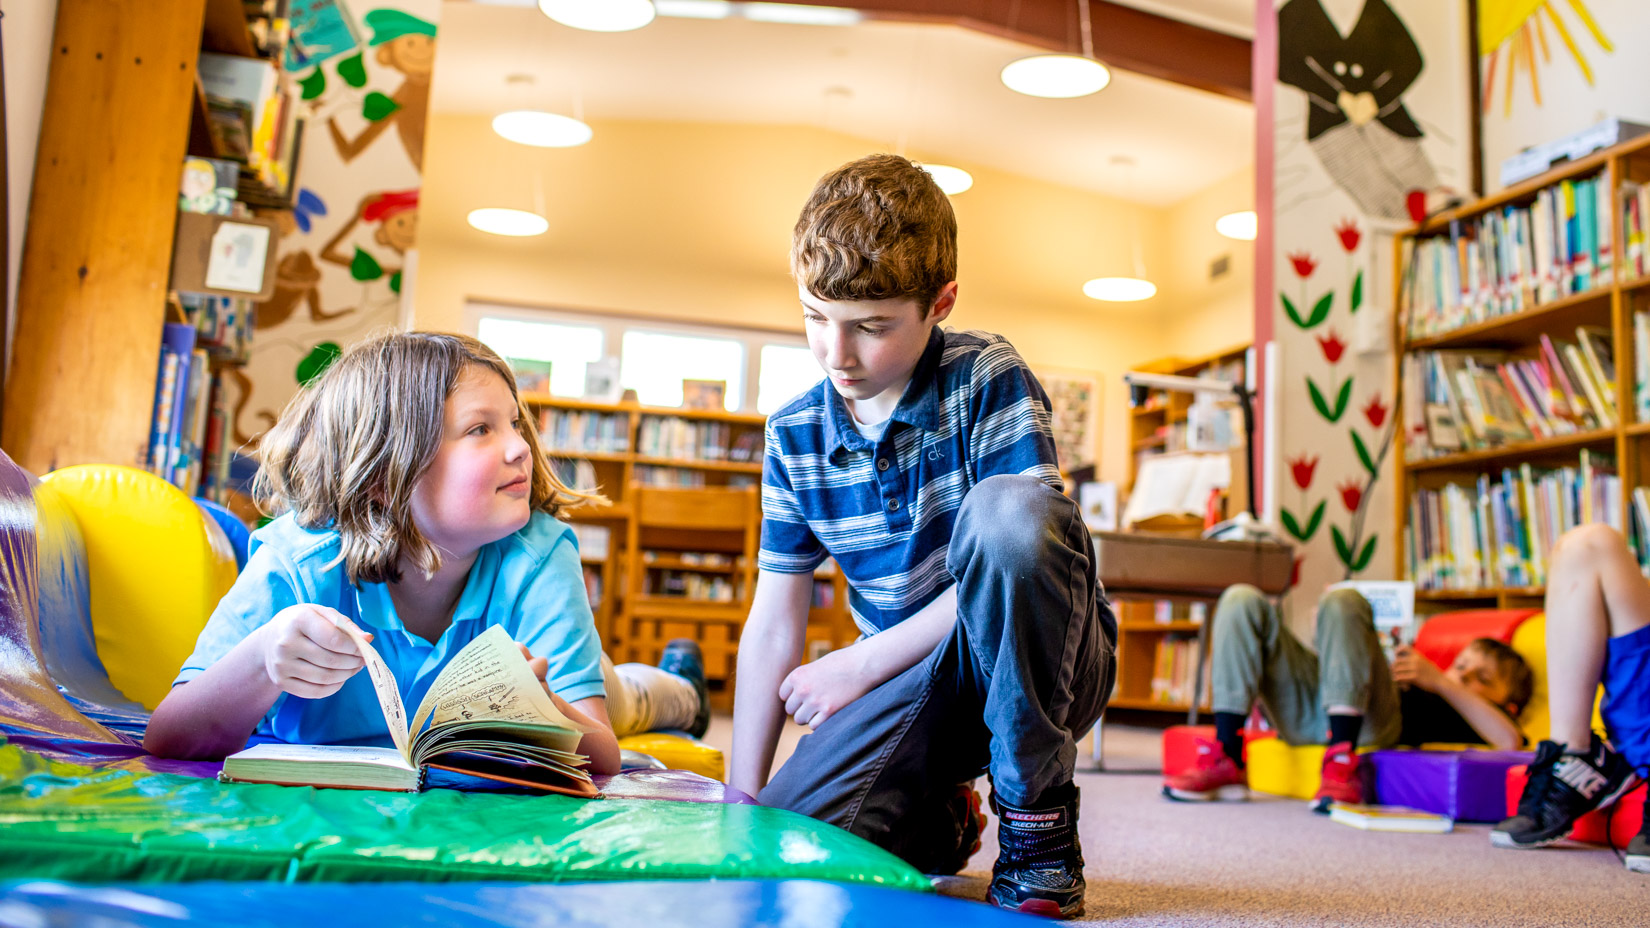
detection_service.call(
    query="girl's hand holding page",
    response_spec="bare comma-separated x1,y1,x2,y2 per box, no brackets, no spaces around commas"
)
261,603,373,699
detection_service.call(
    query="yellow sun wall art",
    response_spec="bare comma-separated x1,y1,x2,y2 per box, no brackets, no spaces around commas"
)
1480,0,1614,115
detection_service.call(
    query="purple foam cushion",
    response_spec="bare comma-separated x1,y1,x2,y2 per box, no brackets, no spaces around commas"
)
1369,748,1535,822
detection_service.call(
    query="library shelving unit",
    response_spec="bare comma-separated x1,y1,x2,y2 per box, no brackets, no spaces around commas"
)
1126,344,1251,494
522,393,856,679
3,0,279,483
1392,132,1650,614
1106,597,1214,714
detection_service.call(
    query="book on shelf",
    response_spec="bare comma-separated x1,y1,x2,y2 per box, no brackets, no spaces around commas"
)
179,157,240,215
220,625,596,796
1327,803,1453,833
1636,310,1650,422
1625,179,1650,280
1149,636,1208,707
538,408,629,454
506,357,552,394
1405,329,1616,461
547,457,600,495
1406,451,1620,591
1402,172,1611,341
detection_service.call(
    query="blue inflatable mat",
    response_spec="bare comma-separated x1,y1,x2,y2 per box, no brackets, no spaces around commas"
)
0,880,1029,928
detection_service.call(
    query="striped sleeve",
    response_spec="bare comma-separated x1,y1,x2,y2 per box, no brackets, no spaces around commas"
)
968,341,1063,491
758,419,829,573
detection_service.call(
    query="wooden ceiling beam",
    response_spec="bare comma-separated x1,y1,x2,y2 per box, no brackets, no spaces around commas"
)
764,0,1253,102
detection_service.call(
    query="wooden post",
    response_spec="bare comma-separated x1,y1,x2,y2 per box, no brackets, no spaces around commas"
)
2,0,206,473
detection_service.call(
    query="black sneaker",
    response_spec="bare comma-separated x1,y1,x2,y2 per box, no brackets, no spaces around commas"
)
1627,789,1650,874
1492,735,1641,850
988,782,1086,919
657,638,711,738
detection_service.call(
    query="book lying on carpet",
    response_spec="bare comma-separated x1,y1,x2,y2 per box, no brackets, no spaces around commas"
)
1327,803,1453,833
220,624,597,797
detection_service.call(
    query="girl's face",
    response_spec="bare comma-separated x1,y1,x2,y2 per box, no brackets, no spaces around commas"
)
409,366,533,561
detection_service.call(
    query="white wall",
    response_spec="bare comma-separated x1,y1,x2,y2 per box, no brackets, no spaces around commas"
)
413,114,1246,485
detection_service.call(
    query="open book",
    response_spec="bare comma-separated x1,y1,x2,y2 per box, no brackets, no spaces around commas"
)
220,624,597,797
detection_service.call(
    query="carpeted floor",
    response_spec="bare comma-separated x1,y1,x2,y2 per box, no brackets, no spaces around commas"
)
704,716,1647,926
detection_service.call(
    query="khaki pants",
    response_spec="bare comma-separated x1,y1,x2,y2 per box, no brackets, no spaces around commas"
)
1208,585,1401,748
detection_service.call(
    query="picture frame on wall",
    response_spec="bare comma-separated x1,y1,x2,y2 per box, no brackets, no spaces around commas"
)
1033,368,1102,474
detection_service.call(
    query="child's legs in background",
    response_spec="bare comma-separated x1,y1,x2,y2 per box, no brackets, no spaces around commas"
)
600,653,700,738
1313,588,1401,748
1209,584,1325,746
1545,524,1650,760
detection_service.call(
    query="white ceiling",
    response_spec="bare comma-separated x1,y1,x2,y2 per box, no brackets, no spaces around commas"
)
432,1,1256,206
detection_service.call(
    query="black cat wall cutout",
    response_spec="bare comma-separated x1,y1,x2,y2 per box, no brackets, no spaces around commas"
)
1278,0,1439,222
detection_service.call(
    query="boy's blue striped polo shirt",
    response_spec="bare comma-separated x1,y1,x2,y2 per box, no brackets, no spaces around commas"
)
759,326,1063,637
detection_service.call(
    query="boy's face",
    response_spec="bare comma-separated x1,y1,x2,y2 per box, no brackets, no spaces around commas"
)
1447,646,1516,715
801,282,956,416
410,366,533,560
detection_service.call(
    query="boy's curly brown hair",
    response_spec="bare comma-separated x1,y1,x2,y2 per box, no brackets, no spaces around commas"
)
791,153,957,311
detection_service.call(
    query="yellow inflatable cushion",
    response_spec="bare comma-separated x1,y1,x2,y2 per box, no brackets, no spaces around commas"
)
39,466,237,710
617,732,725,781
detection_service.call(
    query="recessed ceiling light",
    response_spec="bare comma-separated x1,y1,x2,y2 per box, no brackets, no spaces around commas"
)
492,110,593,148
1216,210,1258,241
1083,277,1157,302
920,164,973,195
1001,54,1111,98
469,208,550,237
539,0,656,32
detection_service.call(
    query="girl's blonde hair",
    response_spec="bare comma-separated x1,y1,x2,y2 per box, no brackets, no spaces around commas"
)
254,331,601,585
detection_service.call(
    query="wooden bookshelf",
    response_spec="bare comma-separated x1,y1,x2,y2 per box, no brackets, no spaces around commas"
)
522,394,856,668
1108,596,1215,715
3,1,279,479
1393,132,1650,601
1125,344,1251,493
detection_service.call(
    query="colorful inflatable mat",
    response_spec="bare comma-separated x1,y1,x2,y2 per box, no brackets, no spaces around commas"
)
0,739,927,888
0,880,1015,928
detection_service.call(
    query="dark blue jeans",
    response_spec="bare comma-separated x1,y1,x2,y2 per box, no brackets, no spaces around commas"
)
758,475,1116,871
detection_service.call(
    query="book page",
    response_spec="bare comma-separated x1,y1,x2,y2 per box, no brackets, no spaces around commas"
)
229,742,414,771
330,616,411,760
407,624,591,738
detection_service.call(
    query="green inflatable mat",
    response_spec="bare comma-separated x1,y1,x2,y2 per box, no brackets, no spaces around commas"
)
0,742,929,889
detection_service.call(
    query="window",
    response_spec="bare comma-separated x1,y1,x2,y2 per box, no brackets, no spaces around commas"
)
470,302,816,414
758,344,823,414
620,330,744,411
476,317,604,397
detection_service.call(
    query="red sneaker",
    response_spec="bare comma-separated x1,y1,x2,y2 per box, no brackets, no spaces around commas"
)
1163,738,1250,801
1311,741,1364,813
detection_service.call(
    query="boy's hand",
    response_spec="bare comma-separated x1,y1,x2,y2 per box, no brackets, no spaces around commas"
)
517,642,550,694
1390,643,1444,693
260,604,370,699
778,645,873,730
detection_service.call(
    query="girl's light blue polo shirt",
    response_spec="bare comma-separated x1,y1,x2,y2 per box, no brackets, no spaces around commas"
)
174,510,606,748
